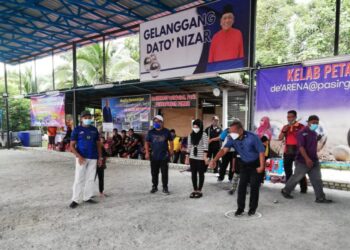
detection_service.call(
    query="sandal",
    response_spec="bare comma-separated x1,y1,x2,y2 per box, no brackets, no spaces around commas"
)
195,192,203,198
190,192,196,198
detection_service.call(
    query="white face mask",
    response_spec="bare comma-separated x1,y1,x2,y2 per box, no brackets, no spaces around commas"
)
230,133,239,140
192,127,200,133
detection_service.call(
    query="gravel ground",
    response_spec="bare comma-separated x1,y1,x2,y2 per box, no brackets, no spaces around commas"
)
0,149,350,250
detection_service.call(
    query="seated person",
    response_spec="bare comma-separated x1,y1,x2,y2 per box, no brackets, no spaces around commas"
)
126,129,141,159
111,128,122,156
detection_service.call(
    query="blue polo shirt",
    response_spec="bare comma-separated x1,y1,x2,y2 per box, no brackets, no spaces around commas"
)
71,125,99,159
146,128,173,161
224,131,265,163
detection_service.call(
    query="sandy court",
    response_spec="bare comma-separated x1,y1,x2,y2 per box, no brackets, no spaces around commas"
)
0,149,349,250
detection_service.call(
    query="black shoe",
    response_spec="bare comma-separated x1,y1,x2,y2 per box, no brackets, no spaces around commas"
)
217,177,224,182
281,189,294,199
248,209,256,216
235,208,244,216
228,189,234,195
150,187,158,194
85,199,98,204
315,198,333,204
69,201,79,209
195,192,203,198
162,187,170,195
300,189,308,194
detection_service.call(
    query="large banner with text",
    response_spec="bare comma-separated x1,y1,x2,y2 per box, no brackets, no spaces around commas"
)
140,0,251,81
30,94,65,127
102,95,151,132
255,63,350,163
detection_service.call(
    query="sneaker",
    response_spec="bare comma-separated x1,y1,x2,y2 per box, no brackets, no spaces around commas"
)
300,189,308,194
217,177,223,182
248,209,256,216
162,187,170,195
235,208,244,216
315,198,333,204
69,201,79,209
281,189,294,199
150,187,158,194
84,199,98,204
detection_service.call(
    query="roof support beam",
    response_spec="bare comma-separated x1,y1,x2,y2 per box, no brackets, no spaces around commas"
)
4,0,124,30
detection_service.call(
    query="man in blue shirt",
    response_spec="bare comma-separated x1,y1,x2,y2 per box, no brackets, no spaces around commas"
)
209,121,265,216
145,115,174,195
69,110,102,209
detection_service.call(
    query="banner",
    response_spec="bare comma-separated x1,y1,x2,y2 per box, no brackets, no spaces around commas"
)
140,0,251,81
151,93,197,108
255,63,350,162
102,95,151,132
30,94,65,127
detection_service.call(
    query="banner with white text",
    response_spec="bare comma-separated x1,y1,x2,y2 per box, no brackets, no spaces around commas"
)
140,0,251,81
255,63,350,164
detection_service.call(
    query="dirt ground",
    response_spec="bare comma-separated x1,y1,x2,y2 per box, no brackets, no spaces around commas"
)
1,149,350,250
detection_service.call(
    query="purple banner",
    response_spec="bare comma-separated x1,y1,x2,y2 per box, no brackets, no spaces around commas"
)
255,63,350,163
256,63,350,111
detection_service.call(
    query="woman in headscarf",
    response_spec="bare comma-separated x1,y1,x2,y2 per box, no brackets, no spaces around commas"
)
185,119,209,198
256,116,272,140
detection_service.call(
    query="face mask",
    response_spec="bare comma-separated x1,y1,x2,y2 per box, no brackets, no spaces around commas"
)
82,119,92,126
154,122,161,129
288,120,296,125
310,124,318,131
192,127,200,133
230,132,239,140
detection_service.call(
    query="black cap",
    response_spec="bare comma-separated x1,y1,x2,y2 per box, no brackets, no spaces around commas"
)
80,110,91,117
307,115,319,122
223,4,234,15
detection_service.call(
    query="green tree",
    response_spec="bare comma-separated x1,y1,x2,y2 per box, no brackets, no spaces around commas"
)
8,98,31,131
256,0,339,65
339,0,350,55
76,43,104,86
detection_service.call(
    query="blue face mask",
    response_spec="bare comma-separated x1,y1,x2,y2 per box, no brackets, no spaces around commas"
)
310,124,318,131
82,119,92,126
154,122,161,129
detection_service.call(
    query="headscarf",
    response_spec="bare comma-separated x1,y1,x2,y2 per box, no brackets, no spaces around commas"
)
190,119,203,157
256,116,272,140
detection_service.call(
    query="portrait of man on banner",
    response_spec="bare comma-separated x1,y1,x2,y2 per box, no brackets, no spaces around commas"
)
208,4,244,63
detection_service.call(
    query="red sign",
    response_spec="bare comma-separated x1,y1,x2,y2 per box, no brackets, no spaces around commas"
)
151,93,197,108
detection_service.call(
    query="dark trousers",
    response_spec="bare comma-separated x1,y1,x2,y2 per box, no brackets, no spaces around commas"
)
96,167,105,193
208,147,220,172
238,164,261,211
219,152,234,181
190,159,206,191
151,160,169,188
173,151,181,163
284,154,308,191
